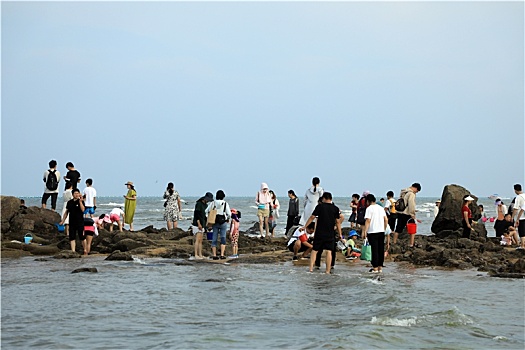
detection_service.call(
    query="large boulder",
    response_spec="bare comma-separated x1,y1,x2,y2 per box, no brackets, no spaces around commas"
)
431,184,481,234
1,196,21,222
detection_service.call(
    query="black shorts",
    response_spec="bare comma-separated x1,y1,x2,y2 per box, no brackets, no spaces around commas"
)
313,236,335,252
69,226,86,241
518,220,525,238
287,239,309,253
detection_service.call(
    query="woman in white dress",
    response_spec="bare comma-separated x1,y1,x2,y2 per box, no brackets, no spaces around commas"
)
299,177,324,226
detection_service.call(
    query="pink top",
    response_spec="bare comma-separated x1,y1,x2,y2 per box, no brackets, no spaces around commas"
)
256,191,273,209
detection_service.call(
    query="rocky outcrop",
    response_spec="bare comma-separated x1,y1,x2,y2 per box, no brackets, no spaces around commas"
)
432,184,481,234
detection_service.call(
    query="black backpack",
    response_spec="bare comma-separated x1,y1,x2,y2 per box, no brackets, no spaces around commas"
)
45,170,58,191
394,190,408,212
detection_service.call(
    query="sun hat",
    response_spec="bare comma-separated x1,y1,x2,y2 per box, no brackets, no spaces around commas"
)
231,208,238,214
349,230,358,237
362,190,370,197
125,181,134,186
436,199,441,203
464,195,475,201
203,192,214,202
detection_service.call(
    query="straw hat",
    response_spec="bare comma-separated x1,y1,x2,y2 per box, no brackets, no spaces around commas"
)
124,181,134,186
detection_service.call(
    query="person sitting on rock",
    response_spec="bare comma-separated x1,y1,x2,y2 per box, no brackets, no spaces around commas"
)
287,222,315,261
344,230,361,260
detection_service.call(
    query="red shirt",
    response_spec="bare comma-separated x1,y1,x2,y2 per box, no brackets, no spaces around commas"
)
462,205,472,220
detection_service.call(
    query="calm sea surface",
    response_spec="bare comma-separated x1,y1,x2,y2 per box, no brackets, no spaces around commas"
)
3,196,523,349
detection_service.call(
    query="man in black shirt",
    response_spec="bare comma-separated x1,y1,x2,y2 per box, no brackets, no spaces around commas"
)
303,192,343,274
64,162,81,190
59,188,87,253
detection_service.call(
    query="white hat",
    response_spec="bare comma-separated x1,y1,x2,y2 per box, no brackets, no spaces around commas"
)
464,195,475,201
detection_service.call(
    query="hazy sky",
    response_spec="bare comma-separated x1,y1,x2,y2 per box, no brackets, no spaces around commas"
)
2,1,523,199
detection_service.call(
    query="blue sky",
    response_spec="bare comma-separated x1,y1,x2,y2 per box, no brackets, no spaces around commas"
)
1,1,523,199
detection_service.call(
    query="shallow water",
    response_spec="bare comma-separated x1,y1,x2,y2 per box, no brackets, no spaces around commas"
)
2,256,524,349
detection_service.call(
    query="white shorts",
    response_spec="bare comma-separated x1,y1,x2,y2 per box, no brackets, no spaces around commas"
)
191,225,204,235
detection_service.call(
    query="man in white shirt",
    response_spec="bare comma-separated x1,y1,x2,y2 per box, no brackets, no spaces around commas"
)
362,194,388,273
512,184,525,250
83,178,97,218
287,222,315,261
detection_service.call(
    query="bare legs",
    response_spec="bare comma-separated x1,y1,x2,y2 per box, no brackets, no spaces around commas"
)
309,250,332,274
194,232,203,259
258,216,269,238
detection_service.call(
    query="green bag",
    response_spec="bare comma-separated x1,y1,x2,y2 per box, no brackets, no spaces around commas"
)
361,239,372,261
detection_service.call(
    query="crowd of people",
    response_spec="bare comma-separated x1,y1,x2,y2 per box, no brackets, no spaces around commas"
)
40,160,525,267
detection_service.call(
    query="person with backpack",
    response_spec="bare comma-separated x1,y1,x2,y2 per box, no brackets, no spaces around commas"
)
41,159,61,210
393,183,422,247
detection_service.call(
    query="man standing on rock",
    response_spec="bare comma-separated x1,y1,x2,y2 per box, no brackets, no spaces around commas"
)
304,192,343,274
64,162,81,190
394,183,421,248
41,160,60,210
512,184,525,250
59,188,87,254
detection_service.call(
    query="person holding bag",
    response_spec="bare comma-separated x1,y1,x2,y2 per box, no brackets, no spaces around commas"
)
206,190,231,260
362,193,388,274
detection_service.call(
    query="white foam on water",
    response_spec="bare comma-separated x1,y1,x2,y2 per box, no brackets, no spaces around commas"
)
371,316,418,327
132,256,146,264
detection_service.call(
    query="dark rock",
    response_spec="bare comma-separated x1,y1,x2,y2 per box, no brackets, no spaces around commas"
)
483,241,503,252
432,184,480,233
511,258,525,273
72,267,98,273
1,196,21,222
112,238,149,252
54,251,82,259
105,250,133,261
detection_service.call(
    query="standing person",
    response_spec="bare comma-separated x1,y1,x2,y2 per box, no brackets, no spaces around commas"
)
285,190,300,234
163,182,182,230
255,183,273,238
433,200,441,219
63,162,81,190
82,179,97,218
191,192,214,259
512,184,525,250
229,208,241,259
349,193,360,229
41,160,61,210
394,182,422,248
461,195,475,239
206,190,231,260
355,191,369,227
268,190,280,238
59,188,87,254
299,177,324,226
385,191,397,231
304,192,343,274
362,194,388,273
123,181,137,231
61,182,73,236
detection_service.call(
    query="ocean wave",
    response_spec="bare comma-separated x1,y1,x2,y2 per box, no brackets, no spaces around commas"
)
100,202,124,206
371,306,473,328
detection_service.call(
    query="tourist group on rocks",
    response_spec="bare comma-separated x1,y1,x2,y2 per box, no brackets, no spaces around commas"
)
39,160,525,274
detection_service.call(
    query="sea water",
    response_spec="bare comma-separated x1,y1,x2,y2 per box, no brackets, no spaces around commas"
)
18,196,503,237
1,256,524,349
5,196,524,349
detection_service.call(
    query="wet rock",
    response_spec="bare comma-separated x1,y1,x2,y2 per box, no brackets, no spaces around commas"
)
72,267,98,273
1,196,21,222
54,251,82,259
112,238,149,252
105,250,133,261
432,184,480,233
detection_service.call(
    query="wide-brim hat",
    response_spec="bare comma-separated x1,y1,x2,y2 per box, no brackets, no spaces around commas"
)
125,181,134,186
464,196,475,201
349,230,358,237
203,192,214,202
436,199,441,203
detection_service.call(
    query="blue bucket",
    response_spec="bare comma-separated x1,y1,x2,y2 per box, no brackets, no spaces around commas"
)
206,231,213,240
24,233,33,244
55,223,65,232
